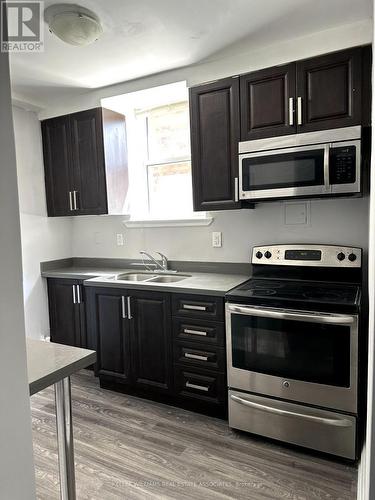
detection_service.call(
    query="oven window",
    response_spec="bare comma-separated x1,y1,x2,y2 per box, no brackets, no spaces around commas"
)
242,149,325,191
231,315,351,387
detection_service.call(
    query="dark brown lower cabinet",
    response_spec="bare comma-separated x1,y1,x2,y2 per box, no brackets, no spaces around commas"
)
130,291,172,394
86,287,172,396
85,288,228,417
47,278,86,347
86,287,131,382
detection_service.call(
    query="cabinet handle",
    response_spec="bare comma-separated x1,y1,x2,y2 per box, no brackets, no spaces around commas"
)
68,191,73,211
73,190,78,210
186,381,209,392
76,285,81,304
72,285,76,304
184,352,209,361
127,296,133,320
234,177,239,202
183,328,207,337
121,296,127,319
297,96,302,125
183,304,207,311
288,97,294,126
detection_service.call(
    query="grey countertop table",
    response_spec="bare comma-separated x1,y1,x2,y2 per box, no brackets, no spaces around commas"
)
27,339,96,500
41,267,250,297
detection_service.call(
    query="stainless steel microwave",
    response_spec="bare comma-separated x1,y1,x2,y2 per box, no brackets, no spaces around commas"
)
238,126,361,201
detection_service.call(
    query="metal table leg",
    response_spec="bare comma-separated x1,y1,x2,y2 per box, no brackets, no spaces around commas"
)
54,377,76,500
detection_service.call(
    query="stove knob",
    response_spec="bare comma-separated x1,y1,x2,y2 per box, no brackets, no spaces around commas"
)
348,253,357,262
256,251,263,259
264,251,272,259
337,252,345,261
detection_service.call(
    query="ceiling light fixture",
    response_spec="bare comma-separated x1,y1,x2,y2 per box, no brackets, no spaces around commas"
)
44,4,103,47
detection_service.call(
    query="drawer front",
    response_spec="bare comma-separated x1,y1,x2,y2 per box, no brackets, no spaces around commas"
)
174,365,226,404
174,342,225,371
172,317,225,346
229,390,357,460
172,294,224,321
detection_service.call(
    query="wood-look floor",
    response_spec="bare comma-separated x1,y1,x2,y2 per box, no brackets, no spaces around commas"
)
31,371,357,500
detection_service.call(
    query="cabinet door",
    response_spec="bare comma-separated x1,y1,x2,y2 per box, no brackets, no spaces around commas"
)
296,48,362,132
88,288,131,381
240,63,296,140
42,116,74,216
70,108,108,215
129,291,172,394
190,77,241,211
47,279,82,347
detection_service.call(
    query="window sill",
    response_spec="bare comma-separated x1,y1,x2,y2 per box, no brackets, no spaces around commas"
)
123,216,213,228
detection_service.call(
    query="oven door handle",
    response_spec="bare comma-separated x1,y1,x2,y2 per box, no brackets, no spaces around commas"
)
230,395,352,427
227,304,355,325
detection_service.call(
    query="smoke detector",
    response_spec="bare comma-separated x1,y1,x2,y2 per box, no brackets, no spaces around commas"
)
44,4,103,46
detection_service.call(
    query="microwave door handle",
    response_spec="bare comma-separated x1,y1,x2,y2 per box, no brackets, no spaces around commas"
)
324,144,330,191
227,304,355,325
230,395,353,427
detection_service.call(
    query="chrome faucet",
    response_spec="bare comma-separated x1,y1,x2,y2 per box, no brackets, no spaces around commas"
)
140,251,169,272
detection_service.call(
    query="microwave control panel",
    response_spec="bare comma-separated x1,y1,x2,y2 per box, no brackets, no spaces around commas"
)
329,145,357,184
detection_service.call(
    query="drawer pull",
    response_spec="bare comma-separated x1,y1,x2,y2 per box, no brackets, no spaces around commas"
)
186,381,209,392
183,304,207,311
230,394,352,427
185,352,209,361
183,328,207,337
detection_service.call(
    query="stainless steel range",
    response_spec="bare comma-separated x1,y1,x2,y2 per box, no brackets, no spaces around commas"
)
225,244,362,460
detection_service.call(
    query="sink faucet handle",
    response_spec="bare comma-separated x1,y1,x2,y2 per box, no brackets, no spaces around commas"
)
156,252,168,270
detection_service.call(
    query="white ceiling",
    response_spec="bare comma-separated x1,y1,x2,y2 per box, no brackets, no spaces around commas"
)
9,0,373,108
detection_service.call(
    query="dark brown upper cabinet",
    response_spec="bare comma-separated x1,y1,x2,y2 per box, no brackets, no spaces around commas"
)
239,46,370,140
42,107,128,217
240,63,296,141
189,77,242,211
42,116,73,217
296,47,363,133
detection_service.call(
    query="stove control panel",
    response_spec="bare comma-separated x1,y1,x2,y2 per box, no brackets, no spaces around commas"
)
252,244,361,268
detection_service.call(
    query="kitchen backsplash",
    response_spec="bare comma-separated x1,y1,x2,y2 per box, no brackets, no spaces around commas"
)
72,198,369,263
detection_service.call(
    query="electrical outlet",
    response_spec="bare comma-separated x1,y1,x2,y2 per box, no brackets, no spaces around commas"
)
212,232,222,248
116,233,124,246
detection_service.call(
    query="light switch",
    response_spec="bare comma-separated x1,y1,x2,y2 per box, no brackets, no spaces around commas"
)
284,202,309,225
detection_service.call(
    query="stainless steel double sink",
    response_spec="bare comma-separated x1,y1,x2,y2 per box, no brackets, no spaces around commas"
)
111,272,191,284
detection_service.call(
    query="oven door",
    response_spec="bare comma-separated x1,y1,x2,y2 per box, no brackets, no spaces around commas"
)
226,304,358,413
239,144,329,200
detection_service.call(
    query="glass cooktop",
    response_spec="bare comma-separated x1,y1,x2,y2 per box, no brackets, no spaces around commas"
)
226,279,361,313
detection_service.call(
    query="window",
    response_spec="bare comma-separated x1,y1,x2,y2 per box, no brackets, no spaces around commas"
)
102,82,206,222
137,100,192,218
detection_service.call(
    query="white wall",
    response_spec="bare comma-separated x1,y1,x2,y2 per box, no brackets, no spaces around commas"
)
358,2,374,498
0,38,36,500
13,107,72,339
72,198,369,262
